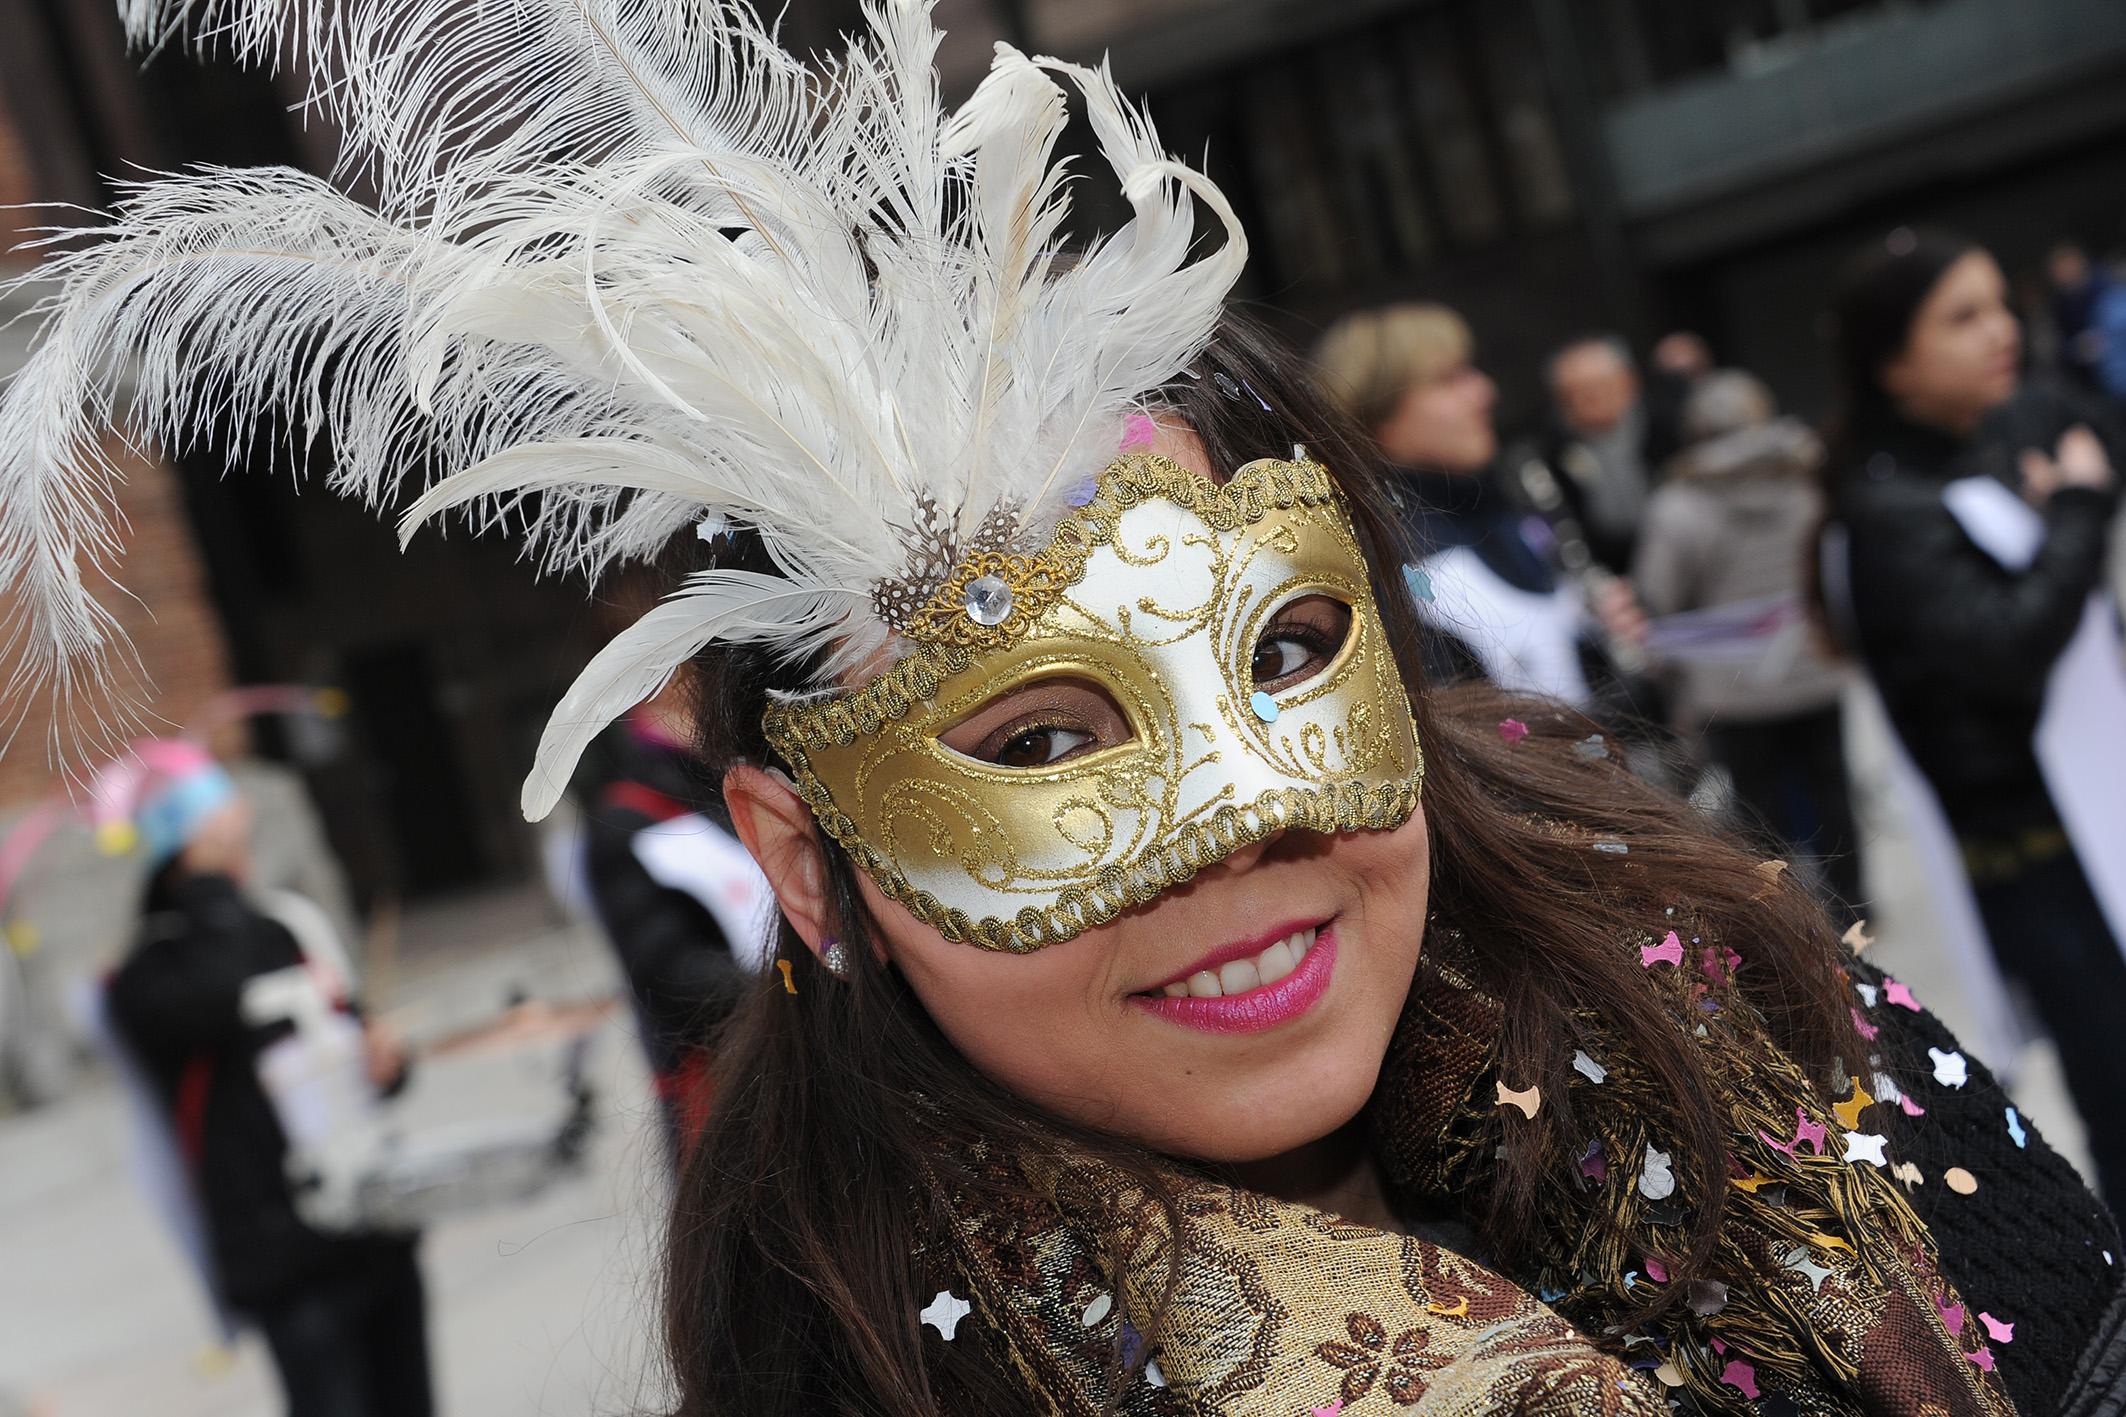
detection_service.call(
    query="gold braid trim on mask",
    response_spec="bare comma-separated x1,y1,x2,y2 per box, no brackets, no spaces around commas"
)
760,452,1425,954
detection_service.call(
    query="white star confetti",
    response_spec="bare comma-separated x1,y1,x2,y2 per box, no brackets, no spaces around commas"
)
1928,1048,1969,1088
1572,1049,1608,1084
1638,1146,1676,1201
1842,1132,1889,1167
921,1290,972,1340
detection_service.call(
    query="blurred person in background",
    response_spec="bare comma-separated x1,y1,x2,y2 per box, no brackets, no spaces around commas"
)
102,742,431,1417
1632,371,1861,919
1313,302,1642,709
2046,240,2113,397
1535,334,1689,572
1822,227,2126,1208
576,676,768,1157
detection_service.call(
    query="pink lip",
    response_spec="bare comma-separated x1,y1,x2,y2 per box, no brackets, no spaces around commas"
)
1130,926,1338,1035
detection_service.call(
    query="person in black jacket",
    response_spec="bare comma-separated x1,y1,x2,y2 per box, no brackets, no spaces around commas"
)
105,747,431,1417
578,695,764,1156
1823,227,2126,1207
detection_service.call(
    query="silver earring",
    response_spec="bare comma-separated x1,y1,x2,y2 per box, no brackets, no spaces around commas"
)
820,938,851,978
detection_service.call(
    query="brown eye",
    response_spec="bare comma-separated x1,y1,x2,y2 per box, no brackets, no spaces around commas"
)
1251,596,1352,691
939,677,1134,769
992,725,1094,768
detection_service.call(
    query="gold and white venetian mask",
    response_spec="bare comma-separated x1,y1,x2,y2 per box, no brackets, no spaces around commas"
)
762,453,1424,952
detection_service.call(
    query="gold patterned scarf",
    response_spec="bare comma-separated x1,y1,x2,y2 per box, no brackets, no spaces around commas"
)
930,924,2020,1414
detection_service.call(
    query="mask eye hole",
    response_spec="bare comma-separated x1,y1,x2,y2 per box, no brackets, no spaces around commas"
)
938,677,1134,770
1251,594,1353,694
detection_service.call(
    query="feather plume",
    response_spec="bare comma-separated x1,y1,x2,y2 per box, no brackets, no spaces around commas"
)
0,0,1245,814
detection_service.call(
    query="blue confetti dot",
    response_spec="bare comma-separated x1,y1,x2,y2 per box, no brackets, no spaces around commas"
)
2006,1107,2027,1149
1403,564,1436,603
1249,690,1280,723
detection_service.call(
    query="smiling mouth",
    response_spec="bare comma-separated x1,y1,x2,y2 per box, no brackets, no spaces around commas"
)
1144,924,1322,1000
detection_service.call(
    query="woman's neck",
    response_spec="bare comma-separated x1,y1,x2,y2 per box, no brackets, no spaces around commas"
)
1227,1123,1403,1233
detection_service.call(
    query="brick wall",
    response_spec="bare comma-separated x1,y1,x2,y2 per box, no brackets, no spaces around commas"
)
0,436,237,808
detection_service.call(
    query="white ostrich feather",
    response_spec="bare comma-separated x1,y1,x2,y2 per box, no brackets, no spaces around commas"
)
0,0,1246,814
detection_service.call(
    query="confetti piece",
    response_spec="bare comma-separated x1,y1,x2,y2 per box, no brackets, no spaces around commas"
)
777,960,798,994
1884,979,1921,1011
1496,717,1528,743
1592,839,1630,855
1119,413,1159,450
1945,1167,1979,1195
1310,1402,1343,1417
1639,1146,1676,1201
1146,1357,1167,1387
1081,1292,1113,1326
1653,1363,1686,1387
1426,1295,1469,1318
1851,1007,1880,1041
1843,1132,1889,1167
1938,1297,1964,1333
1854,982,1879,1007
1687,1279,1730,1316
1782,1245,1834,1293
2005,1108,2027,1149
1900,1094,1927,1117
1892,1161,1925,1189
1578,1138,1608,1182
1832,1078,1874,1131
1572,1049,1608,1084
922,1290,972,1339
1719,1358,1760,1398
1979,1312,2014,1344
2107,1251,2116,1267
1540,1287,1567,1303
1405,566,1436,603
1929,1049,1969,1088
1117,1320,1145,1367
1795,1109,1828,1156
1642,931,1684,968
1842,919,1875,952
1966,1347,1996,1373
1644,1258,1668,1283
1573,734,1611,762
1751,859,1789,900
1496,1081,1542,1119
1732,1174,1774,1193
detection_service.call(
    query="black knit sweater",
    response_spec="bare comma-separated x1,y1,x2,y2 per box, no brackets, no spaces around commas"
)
1856,958,2125,1411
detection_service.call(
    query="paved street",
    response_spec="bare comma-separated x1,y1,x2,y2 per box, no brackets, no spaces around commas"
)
0,893,671,1417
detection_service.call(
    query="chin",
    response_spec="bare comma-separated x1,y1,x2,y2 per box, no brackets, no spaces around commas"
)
1148,1054,1385,1164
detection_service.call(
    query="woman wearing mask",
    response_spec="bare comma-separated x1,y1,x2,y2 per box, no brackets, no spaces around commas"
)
1821,229,2126,1210
5,6,2121,1413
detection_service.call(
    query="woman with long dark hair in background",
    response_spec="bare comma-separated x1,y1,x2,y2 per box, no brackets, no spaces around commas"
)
1820,228,2126,1211
6,4,2125,1413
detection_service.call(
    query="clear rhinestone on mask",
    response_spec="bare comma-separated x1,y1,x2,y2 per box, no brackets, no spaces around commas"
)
962,574,1013,626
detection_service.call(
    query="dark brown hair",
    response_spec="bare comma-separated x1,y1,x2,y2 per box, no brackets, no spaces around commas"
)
661,310,1858,1415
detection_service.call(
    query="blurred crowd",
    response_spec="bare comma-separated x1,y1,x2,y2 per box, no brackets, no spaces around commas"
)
1313,224,2126,1208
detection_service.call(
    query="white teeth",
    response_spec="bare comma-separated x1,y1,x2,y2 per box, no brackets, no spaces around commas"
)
1154,925,1325,1001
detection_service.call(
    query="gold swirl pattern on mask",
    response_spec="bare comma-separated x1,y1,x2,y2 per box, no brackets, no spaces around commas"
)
763,453,1425,953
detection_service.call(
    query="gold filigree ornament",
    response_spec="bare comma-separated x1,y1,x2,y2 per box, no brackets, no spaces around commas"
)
763,453,1425,953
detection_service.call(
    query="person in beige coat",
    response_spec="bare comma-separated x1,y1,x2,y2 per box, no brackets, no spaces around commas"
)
1633,371,1861,916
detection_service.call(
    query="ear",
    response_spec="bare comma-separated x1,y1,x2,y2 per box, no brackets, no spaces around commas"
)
724,764,832,955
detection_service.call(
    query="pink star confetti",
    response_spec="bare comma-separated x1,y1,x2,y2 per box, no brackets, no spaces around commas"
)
1119,413,1159,451
1980,1312,2015,1344
1851,1006,1880,1041
1310,1402,1345,1417
1795,1109,1828,1156
1966,1347,1996,1373
1719,1358,1760,1399
1884,979,1921,1011
1642,931,1684,968
1938,1300,1965,1334
1645,1258,1669,1283
1900,1094,1927,1117
1497,717,1529,744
